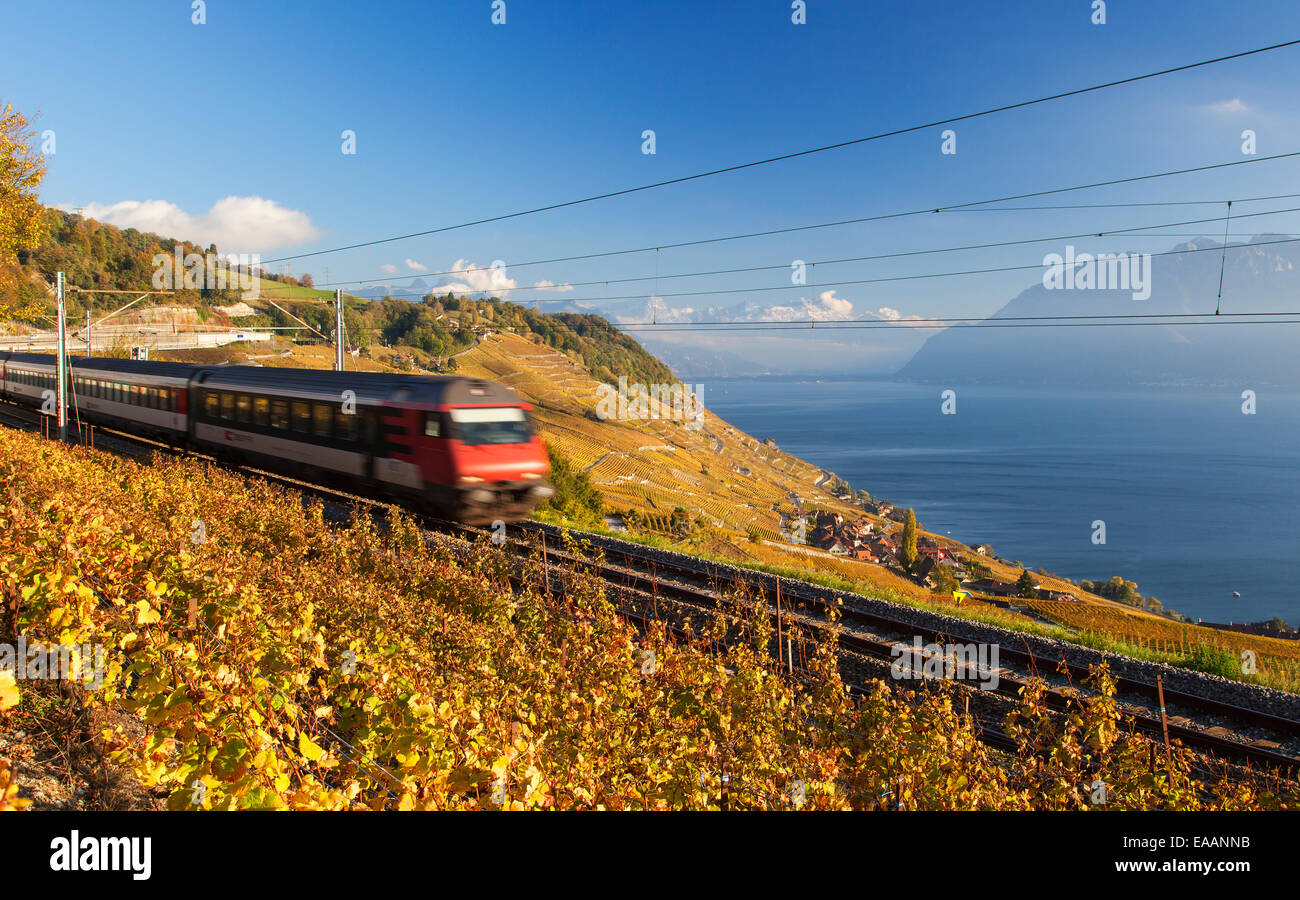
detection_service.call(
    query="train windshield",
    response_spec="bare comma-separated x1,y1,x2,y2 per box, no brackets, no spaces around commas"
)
449,407,532,445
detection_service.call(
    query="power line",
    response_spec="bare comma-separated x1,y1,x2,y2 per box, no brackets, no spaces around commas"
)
260,39,1300,266
620,318,1300,333
301,151,1300,293
933,192,1300,211
625,310,1300,328
543,222,1300,307
469,203,1300,299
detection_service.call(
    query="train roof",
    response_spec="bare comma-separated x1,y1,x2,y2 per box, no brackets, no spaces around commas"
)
2,353,200,379
193,365,525,406
2,352,525,406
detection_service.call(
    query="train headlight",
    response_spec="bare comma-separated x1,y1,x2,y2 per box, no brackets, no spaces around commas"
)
459,475,485,484
521,472,543,480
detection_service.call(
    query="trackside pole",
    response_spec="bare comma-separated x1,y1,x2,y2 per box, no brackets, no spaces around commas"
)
56,272,67,442
335,289,345,371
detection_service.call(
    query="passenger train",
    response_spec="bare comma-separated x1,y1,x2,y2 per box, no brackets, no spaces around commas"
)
0,352,553,524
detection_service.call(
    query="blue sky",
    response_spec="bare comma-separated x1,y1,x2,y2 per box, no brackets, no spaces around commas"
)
4,0,1299,370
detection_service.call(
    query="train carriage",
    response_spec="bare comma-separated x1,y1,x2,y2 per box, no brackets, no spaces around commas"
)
190,366,551,522
0,352,552,524
1,353,191,442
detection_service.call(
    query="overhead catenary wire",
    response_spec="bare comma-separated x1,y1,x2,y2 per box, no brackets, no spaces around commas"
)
618,318,1300,333
296,151,1300,293
1216,201,1234,314
259,39,1300,267
443,203,1300,301
547,226,1300,308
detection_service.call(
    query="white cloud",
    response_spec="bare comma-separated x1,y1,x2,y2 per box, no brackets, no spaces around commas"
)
760,289,855,322
430,258,517,297
533,279,574,292
404,258,427,271
68,196,321,254
873,306,945,330
1207,98,1251,114
379,264,399,275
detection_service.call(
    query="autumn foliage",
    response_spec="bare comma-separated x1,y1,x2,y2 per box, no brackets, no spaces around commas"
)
0,427,1292,810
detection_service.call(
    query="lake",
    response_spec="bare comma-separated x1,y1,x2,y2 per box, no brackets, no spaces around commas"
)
704,379,1300,626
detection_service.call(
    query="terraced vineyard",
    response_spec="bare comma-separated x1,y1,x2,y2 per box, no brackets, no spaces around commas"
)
2,426,1293,811
455,332,865,533
1022,600,1300,683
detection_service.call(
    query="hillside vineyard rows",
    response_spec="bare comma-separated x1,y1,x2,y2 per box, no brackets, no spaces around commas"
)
0,428,1292,810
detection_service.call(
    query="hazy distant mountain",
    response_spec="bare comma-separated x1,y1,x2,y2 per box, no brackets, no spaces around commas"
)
897,236,1300,388
352,279,430,301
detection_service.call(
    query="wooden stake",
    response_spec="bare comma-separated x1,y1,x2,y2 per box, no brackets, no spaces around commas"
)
1156,674,1173,771
775,576,783,666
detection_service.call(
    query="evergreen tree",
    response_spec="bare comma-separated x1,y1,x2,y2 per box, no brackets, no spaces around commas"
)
900,508,918,570
1016,569,1038,599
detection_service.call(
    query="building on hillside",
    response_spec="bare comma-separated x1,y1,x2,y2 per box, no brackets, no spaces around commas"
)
915,556,938,588
962,579,1019,598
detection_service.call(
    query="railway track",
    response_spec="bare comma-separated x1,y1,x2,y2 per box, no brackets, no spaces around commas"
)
496,521,1300,777
4,401,1299,780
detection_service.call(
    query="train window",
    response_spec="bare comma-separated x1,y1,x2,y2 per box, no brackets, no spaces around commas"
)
292,401,311,433
236,394,252,424
312,403,333,438
271,400,289,430
253,396,270,427
448,407,531,445
205,391,219,418
424,413,441,438
129,384,139,405
146,387,158,409
221,392,235,421
335,407,358,441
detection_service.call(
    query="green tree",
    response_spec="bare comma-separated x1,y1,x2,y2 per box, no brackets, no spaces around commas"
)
0,102,48,320
900,508,918,570
535,444,603,527
1016,569,1038,599
931,565,958,595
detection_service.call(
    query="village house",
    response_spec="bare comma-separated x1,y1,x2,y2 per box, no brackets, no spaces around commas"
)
962,579,1020,598
971,544,995,556
915,557,938,588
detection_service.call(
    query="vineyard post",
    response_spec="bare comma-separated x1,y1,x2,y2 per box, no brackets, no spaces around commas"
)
56,272,67,442
776,576,783,668
1156,675,1173,772
85,309,91,357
